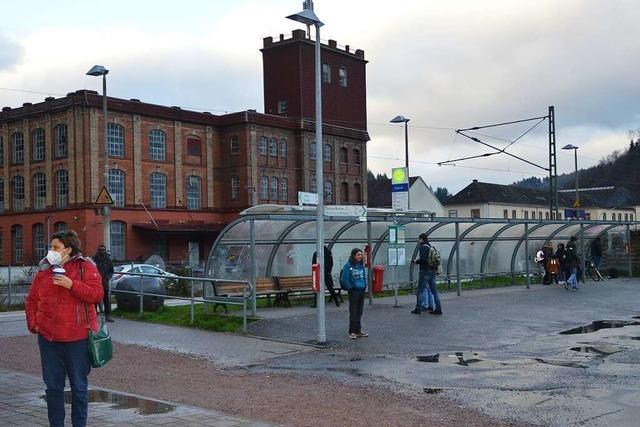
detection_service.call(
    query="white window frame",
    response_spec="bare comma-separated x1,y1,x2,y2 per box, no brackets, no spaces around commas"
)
149,129,166,161
150,172,167,209
107,123,125,157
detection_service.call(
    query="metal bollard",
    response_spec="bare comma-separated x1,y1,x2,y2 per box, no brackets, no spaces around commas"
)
190,279,195,324
139,274,144,314
7,265,12,307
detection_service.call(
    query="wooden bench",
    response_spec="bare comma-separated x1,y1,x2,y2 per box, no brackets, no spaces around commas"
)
211,277,288,312
274,275,343,307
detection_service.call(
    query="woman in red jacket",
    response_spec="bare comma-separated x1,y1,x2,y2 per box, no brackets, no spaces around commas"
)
25,230,103,427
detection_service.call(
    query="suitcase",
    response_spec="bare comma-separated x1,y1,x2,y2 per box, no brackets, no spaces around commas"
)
547,258,560,275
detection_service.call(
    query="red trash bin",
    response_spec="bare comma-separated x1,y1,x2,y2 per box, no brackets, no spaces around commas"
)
372,265,385,294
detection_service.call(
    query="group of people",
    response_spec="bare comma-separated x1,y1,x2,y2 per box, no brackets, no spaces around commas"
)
314,232,444,340
537,236,602,290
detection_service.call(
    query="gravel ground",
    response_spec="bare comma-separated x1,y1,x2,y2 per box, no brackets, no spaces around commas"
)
0,335,531,427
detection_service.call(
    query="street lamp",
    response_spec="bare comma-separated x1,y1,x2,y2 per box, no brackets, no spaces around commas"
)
390,115,410,209
86,65,111,251
287,2,326,344
562,144,580,208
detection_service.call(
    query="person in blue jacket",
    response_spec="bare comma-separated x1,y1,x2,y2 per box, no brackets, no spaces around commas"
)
341,248,368,339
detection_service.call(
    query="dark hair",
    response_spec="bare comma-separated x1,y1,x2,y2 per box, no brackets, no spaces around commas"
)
570,236,577,242
419,233,428,242
50,230,82,256
557,242,565,249
349,248,363,265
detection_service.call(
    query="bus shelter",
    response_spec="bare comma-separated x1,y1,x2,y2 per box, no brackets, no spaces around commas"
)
205,205,637,314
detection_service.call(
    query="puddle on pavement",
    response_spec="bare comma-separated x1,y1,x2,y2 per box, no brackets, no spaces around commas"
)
423,387,444,394
571,345,622,356
559,320,640,335
416,351,482,366
533,358,588,369
416,354,439,363
42,390,175,415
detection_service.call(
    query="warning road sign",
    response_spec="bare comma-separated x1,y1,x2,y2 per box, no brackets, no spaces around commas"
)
94,186,114,205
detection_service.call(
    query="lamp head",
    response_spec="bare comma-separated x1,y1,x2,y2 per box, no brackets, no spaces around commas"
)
562,144,579,150
390,115,410,123
286,9,323,27
86,65,109,76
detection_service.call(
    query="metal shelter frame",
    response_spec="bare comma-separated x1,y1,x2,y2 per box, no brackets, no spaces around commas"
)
205,206,637,314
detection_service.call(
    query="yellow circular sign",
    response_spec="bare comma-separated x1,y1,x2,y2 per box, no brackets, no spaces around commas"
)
392,168,407,184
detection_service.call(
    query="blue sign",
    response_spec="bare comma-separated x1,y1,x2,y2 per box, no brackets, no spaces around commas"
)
564,209,586,219
392,183,410,192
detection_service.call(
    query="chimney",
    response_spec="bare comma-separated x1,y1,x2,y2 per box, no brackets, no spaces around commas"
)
263,36,273,48
472,179,478,183
328,39,337,49
292,29,306,40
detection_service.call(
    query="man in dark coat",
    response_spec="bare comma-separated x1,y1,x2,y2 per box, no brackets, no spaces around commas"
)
92,245,115,321
312,245,341,307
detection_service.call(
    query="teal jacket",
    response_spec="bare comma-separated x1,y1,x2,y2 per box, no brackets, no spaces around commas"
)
340,261,367,291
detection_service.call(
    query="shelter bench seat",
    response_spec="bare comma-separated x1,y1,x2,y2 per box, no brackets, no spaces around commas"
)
212,277,288,312
273,275,343,307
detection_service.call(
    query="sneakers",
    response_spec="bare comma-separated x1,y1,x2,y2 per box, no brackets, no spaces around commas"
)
426,307,435,313
563,281,569,290
411,309,421,314
429,309,443,315
356,331,369,338
348,333,358,339
106,316,114,323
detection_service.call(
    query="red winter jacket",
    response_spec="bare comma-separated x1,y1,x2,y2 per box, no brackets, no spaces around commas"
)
25,256,104,342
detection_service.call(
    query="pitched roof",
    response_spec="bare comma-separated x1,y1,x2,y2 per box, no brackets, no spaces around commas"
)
367,176,422,208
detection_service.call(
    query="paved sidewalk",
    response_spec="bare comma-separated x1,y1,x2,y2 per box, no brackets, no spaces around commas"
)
0,368,276,426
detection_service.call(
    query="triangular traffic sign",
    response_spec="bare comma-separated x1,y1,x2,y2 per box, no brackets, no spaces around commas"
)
94,185,114,205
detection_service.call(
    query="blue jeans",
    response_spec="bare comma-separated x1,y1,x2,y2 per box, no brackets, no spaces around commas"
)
567,267,578,289
38,335,91,427
416,270,441,311
420,285,435,310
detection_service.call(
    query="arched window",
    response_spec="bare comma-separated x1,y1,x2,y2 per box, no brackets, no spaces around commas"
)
259,136,268,155
11,132,24,165
54,222,68,232
230,135,239,155
323,144,332,162
55,170,69,208
340,147,348,164
309,141,316,160
270,176,278,200
107,123,124,157
0,227,3,263
279,139,287,158
186,175,201,210
11,175,24,212
0,179,4,214
54,124,68,158
281,177,288,201
108,169,125,207
0,136,4,166
260,176,268,200
32,128,45,162
310,178,316,194
149,129,166,161
150,172,167,208
324,180,333,204
33,223,46,260
110,221,126,261
33,172,46,210
186,135,201,157
353,149,361,166
341,182,349,203
11,225,23,264
231,175,240,200
353,183,362,203
269,138,277,156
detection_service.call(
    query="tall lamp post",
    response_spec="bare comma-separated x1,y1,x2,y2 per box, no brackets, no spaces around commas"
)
87,65,111,251
287,2,326,344
390,115,410,209
562,144,580,208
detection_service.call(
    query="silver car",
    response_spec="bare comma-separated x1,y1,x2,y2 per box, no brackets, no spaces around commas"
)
111,264,176,287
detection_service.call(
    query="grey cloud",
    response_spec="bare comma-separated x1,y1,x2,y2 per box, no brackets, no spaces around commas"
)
0,33,21,70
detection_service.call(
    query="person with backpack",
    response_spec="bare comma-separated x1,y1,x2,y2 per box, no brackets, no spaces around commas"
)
341,248,368,339
540,241,556,286
556,242,568,285
412,233,442,315
564,236,579,290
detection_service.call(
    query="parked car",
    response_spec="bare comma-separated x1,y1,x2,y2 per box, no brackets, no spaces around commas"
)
111,264,177,288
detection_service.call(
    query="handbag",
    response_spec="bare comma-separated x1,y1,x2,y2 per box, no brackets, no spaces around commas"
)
84,303,113,368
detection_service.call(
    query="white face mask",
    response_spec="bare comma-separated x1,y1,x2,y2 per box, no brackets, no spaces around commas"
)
46,250,63,266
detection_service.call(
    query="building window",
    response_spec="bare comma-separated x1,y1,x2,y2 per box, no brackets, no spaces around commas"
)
625,213,629,221
54,222,68,232
151,237,168,260
32,128,45,162
11,132,24,165
186,136,201,157
33,223,46,260
0,136,3,166
545,212,550,219
354,183,362,203
281,177,288,201
33,172,46,210
531,211,535,219
448,210,458,218
270,177,278,200
631,214,635,221
323,144,332,162
260,176,268,200
54,124,68,158
11,225,23,264
309,141,316,160
186,175,201,210
259,136,268,155
340,147,348,164
230,135,239,155
278,99,287,114
353,149,361,166
150,172,167,208
341,182,349,203
602,212,607,220
524,211,529,219
110,221,126,261
108,169,125,207
0,179,4,214
471,209,480,219
503,209,508,219
107,123,124,157
279,139,287,158
0,229,3,263
339,66,348,87
324,180,333,204
512,210,516,219
269,138,277,157
11,175,24,212
310,179,316,194
231,175,239,200
149,129,166,161
322,63,331,83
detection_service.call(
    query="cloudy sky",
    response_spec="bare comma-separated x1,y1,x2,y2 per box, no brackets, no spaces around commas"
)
2,0,639,194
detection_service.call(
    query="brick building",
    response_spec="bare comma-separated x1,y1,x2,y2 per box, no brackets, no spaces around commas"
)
0,30,369,264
